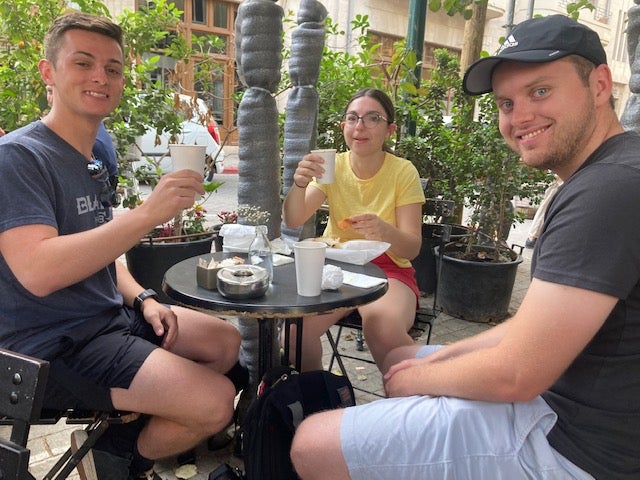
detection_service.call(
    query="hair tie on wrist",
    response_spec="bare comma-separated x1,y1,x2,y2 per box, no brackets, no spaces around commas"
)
294,180,308,189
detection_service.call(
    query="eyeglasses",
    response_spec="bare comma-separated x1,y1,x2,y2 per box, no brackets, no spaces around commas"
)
343,112,389,129
88,158,119,208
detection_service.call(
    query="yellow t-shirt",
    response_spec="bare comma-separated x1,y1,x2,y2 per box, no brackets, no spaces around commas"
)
311,151,425,267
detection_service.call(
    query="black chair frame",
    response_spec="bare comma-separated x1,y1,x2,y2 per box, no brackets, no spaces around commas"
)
326,219,453,396
0,348,136,480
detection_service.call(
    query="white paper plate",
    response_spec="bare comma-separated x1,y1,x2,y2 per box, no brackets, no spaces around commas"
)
323,240,390,265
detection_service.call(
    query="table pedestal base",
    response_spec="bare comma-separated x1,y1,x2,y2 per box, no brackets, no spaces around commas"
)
257,317,303,377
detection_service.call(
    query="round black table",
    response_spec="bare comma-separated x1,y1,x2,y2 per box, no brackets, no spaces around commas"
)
162,252,388,376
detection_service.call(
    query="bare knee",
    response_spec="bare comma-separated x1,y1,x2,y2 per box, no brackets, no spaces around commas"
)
291,411,349,479
175,374,236,437
291,420,320,478
200,379,235,435
382,344,423,374
221,324,242,371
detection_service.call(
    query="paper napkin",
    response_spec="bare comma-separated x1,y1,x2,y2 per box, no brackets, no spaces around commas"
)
342,271,388,288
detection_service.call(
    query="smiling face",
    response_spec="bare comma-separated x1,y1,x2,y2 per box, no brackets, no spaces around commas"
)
492,58,598,176
341,96,396,158
40,28,125,122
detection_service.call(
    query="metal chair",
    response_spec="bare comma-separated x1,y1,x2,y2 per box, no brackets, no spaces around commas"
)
0,348,137,480
325,222,452,395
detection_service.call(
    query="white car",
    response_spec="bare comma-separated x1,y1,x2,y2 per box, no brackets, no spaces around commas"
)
132,95,224,178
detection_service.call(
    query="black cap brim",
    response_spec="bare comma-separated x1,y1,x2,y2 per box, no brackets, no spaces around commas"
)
462,49,572,95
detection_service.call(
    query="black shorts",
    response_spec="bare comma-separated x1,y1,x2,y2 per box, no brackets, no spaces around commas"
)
43,307,162,411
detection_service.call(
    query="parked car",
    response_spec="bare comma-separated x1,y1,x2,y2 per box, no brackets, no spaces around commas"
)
131,94,224,178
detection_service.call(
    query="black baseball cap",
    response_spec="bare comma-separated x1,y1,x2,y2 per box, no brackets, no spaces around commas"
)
463,15,607,95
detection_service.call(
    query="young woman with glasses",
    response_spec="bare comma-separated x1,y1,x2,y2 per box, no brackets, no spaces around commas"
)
283,88,425,372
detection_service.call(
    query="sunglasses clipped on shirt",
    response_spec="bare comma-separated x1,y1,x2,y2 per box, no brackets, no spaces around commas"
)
87,157,119,208
342,112,389,129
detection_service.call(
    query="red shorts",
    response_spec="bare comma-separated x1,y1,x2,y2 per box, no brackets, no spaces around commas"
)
372,253,420,308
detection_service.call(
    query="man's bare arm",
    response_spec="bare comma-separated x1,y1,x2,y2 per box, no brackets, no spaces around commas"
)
385,278,617,401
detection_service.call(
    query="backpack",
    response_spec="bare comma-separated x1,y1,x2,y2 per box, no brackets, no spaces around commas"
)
241,366,355,480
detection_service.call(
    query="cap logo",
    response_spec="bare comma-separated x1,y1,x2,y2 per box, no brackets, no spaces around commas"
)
497,35,518,55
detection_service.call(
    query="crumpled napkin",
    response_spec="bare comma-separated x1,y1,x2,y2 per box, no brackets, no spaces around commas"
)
322,264,343,290
342,271,388,288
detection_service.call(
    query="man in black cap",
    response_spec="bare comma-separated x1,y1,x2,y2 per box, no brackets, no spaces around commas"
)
290,15,640,480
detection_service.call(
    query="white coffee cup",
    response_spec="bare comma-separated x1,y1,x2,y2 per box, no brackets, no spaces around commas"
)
293,241,327,296
311,149,336,184
169,144,207,174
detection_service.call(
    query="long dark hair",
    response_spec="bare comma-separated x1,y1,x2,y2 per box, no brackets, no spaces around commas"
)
345,88,395,153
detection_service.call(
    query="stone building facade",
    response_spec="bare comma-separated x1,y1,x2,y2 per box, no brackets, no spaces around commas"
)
104,0,634,143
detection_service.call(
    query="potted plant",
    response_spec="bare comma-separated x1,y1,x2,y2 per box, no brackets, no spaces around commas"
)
432,104,531,321
395,49,552,320
124,178,224,304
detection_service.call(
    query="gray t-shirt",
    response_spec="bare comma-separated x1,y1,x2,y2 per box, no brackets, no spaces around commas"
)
0,121,122,357
535,132,640,479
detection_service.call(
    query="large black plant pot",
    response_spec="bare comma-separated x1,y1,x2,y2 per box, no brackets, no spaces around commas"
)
126,234,215,304
413,224,469,295
435,243,522,322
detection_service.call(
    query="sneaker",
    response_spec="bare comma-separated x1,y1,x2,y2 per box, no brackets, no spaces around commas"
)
525,238,536,249
70,430,98,480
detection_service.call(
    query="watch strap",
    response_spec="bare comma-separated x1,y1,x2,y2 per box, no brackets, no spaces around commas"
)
134,288,158,311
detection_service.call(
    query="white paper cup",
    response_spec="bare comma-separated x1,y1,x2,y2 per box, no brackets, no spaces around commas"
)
294,241,327,296
311,149,336,184
169,144,206,174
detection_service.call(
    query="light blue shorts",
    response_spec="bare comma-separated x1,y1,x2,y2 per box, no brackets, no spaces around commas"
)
340,345,594,480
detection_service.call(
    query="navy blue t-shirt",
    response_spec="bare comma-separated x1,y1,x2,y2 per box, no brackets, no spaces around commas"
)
0,121,122,357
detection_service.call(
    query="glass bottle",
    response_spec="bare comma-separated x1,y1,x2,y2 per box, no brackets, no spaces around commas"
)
249,225,273,281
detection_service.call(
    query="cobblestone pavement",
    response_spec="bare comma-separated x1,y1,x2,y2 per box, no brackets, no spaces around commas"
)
3,148,538,479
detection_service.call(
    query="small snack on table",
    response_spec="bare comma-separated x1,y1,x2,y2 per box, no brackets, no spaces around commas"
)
197,256,244,290
338,218,353,230
313,237,343,249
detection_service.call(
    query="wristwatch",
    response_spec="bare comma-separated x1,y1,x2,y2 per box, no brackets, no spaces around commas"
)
134,288,158,311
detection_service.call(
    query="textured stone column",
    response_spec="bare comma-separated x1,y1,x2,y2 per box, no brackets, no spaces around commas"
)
281,0,327,239
234,0,283,387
